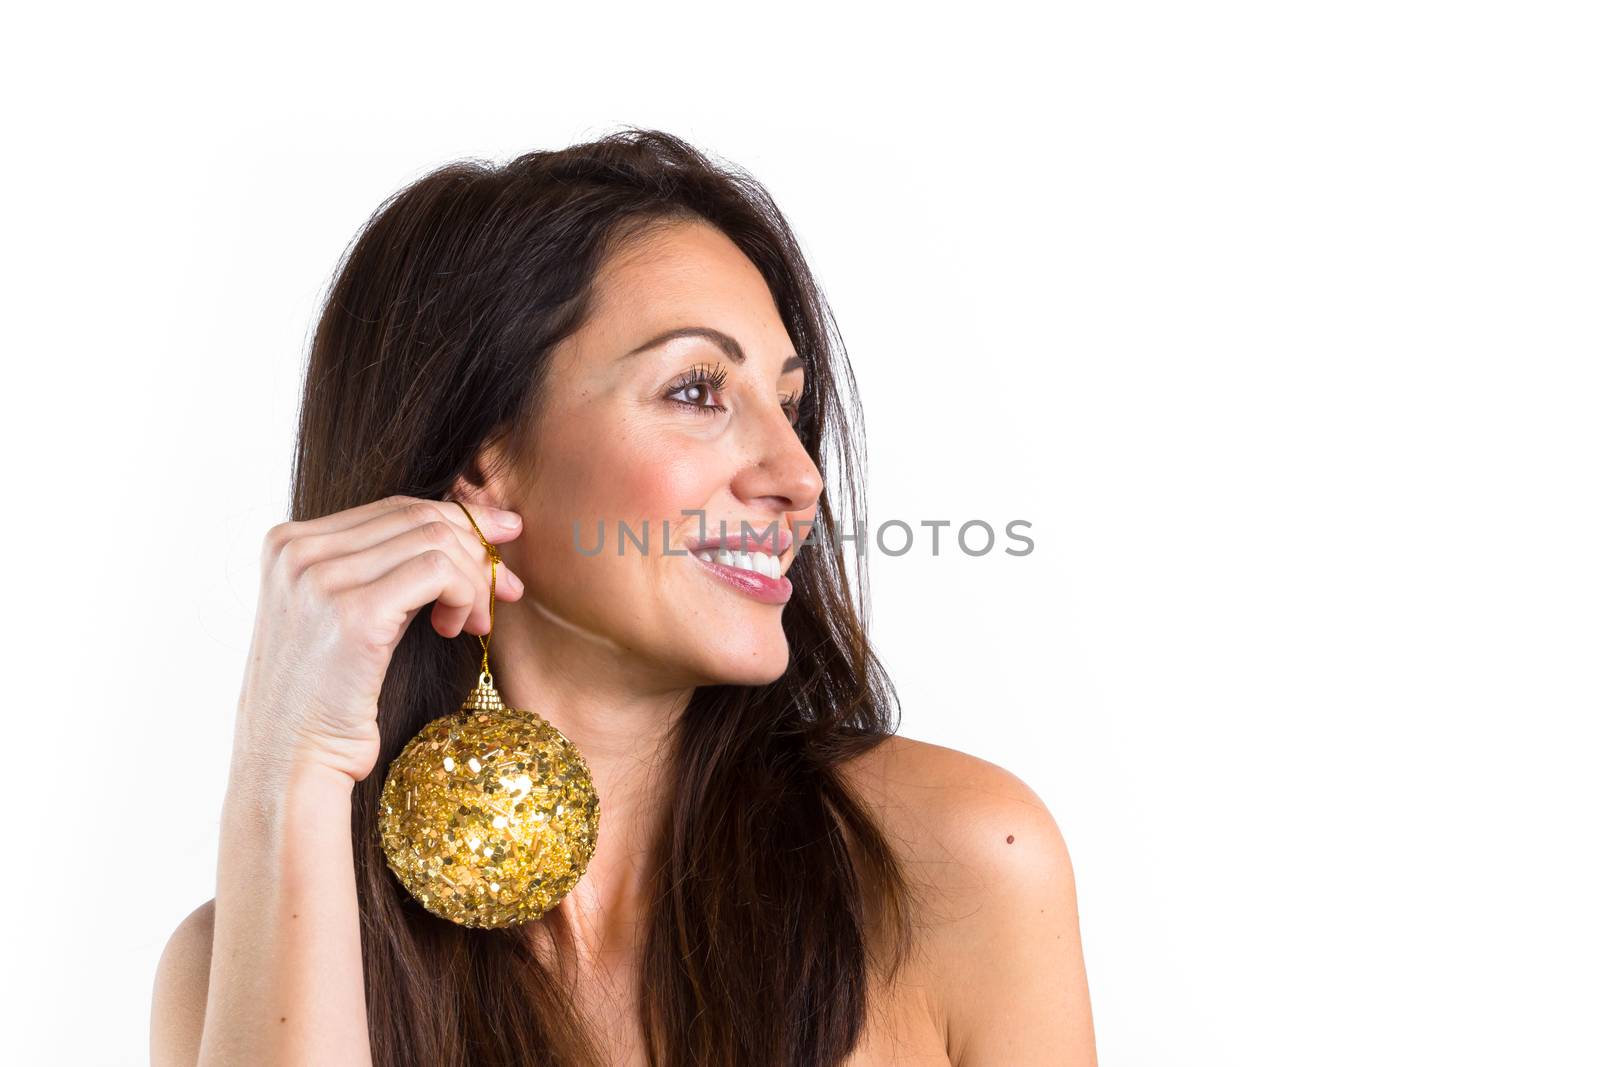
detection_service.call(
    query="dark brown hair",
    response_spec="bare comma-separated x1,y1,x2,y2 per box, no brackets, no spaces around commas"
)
289,127,919,1065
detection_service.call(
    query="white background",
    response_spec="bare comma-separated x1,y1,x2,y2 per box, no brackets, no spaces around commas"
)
3,3,1596,1064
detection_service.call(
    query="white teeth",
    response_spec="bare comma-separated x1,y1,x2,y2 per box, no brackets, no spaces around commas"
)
697,545,781,580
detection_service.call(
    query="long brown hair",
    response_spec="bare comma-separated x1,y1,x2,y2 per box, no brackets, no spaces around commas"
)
289,128,919,1065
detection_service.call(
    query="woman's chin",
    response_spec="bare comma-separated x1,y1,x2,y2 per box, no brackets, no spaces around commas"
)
695,642,791,687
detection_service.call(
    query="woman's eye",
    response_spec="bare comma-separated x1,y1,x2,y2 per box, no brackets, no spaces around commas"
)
666,379,724,414
664,361,730,414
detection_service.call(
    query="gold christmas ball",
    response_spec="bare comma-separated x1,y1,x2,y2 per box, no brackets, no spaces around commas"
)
378,673,601,928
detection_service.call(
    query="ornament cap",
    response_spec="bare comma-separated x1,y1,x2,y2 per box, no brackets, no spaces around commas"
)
461,674,506,714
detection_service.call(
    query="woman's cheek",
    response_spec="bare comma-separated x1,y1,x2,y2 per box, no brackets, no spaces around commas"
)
613,438,721,531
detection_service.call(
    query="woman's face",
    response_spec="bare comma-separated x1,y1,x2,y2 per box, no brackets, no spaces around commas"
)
497,218,823,686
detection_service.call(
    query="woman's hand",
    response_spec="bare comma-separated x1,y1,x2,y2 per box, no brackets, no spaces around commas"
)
233,495,526,786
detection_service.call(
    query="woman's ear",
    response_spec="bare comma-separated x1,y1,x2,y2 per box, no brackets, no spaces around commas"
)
448,435,517,511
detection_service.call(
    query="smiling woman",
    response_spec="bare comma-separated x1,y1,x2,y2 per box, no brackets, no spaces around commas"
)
148,127,1096,1066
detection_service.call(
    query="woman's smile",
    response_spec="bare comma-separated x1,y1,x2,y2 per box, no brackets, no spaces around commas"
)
684,526,795,604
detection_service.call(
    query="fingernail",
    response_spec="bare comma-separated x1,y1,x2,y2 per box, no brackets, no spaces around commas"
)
495,508,521,527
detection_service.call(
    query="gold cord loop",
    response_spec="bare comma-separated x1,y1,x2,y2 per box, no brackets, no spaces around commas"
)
452,500,498,685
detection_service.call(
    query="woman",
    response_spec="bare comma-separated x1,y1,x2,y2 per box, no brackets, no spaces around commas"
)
150,128,1096,1066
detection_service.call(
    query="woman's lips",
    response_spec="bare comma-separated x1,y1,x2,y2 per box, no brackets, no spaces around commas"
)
690,553,793,605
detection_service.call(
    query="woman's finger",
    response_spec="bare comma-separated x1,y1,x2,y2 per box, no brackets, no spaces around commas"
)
278,498,525,597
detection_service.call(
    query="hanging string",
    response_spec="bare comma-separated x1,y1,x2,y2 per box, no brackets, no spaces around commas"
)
452,500,498,687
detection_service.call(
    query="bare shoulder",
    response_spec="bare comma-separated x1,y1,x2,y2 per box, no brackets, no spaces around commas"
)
151,897,216,1067
839,735,1097,1066
837,733,1071,885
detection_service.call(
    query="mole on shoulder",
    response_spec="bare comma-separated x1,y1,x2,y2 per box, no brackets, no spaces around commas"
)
280,1017,287,1023
1006,834,1015,844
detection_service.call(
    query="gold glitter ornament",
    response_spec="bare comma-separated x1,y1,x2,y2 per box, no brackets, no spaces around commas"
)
378,501,600,928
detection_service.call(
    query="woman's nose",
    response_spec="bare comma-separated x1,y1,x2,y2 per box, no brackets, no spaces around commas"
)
732,402,823,513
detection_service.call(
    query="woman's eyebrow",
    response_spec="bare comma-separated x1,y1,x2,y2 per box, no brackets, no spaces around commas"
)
624,325,804,373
